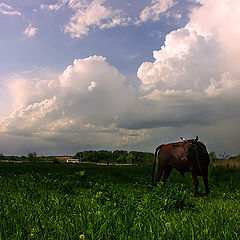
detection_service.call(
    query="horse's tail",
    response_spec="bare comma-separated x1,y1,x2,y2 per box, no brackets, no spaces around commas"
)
152,145,163,185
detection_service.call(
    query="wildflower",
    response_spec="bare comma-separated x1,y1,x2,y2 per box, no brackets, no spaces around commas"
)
96,211,100,215
182,217,187,222
203,229,208,233
79,234,85,239
31,229,35,233
30,233,34,238
165,222,171,228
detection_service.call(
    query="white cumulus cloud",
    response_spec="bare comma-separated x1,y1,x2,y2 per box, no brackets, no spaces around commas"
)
116,0,240,154
0,56,143,154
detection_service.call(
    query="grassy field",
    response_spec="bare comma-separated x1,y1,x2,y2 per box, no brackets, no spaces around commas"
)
0,162,240,240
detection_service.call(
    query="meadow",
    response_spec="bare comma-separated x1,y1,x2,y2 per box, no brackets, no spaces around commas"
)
0,162,239,240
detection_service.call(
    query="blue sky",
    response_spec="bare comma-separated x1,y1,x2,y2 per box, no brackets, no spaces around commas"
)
1,0,240,156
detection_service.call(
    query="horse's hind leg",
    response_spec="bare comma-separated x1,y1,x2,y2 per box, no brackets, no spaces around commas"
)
155,168,164,186
203,175,210,195
162,167,173,185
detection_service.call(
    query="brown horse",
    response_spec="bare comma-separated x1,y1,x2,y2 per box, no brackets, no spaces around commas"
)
152,136,210,196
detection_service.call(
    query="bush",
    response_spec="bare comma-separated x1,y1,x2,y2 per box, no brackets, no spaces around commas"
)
52,159,60,164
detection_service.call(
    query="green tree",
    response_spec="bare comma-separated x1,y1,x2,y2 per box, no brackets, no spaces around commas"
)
126,153,134,164
20,156,27,161
82,152,88,162
27,152,37,162
209,151,217,161
113,150,127,163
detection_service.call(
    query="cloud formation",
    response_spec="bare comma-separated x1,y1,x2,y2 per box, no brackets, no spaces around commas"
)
1,0,240,155
137,0,175,24
41,0,130,38
40,0,178,38
40,0,68,11
1,56,146,154
116,0,240,132
65,0,131,38
23,24,37,37
0,3,21,16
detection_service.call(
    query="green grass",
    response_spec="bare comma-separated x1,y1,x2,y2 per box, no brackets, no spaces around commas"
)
0,162,240,240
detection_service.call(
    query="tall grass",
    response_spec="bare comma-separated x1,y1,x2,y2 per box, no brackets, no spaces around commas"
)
211,157,240,168
0,162,239,239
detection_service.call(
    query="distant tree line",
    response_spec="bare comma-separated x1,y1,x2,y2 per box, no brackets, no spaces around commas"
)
0,151,154,165
1,151,240,165
0,154,25,161
0,152,55,162
73,150,154,165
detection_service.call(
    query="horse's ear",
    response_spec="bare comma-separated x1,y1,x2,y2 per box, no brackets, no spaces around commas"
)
193,136,199,143
180,137,187,142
